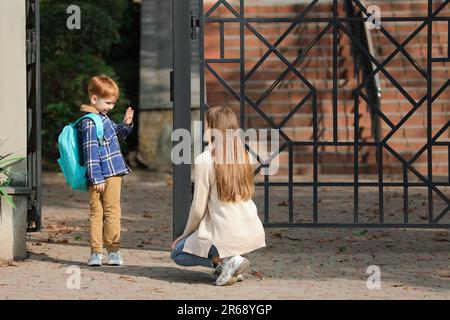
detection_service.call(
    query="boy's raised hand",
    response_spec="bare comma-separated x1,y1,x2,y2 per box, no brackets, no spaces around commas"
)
123,107,134,125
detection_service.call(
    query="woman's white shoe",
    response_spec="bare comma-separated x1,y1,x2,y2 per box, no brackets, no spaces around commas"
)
216,256,250,286
212,264,244,282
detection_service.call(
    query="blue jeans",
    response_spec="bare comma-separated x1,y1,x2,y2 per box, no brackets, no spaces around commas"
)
170,237,219,268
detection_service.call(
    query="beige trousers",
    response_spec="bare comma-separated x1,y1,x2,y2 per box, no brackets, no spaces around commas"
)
88,176,122,254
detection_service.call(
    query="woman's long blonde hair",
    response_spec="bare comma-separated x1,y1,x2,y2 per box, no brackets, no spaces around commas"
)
205,106,255,203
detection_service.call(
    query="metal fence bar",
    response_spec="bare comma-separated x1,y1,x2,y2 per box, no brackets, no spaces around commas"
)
333,0,338,143
264,174,269,224
205,17,450,23
255,182,450,187
240,0,245,130
264,223,450,229
289,143,293,223
354,94,359,224
312,93,318,223
26,0,42,232
199,0,205,147
220,21,225,59
403,165,409,224
427,0,434,223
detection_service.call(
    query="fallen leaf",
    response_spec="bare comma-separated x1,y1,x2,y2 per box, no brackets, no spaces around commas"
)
0,260,19,268
433,237,449,242
278,200,288,207
46,225,75,235
436,271,450,279
250,270,264,280
119,276,137,283
271,232,282,239
283,236,302,241
154,288,166,294
318,238,335,243
344,236,358,242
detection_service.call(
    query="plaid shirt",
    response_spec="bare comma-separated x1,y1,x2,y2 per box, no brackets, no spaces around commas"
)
78,113,133,185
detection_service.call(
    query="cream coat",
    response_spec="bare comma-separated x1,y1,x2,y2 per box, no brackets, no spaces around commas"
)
180,150,266,258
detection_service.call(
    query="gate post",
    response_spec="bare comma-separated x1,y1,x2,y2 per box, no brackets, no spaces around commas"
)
0,0,37,260
172,0,192,239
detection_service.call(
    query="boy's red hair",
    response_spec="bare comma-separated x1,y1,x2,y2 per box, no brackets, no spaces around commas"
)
88,75,120,100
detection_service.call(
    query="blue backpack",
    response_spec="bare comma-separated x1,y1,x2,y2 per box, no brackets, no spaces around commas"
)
57,114,104,192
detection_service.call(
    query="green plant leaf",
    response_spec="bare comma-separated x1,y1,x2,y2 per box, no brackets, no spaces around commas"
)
0,168,13,187
0,187,17,209
0,157,26,167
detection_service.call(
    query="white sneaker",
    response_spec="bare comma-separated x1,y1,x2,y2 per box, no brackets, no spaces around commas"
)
88,253,103,267
212,265,244,282
216,256,250,286
107,252,123,266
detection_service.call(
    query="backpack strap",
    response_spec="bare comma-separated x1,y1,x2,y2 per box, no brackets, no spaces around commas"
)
74,113,105,145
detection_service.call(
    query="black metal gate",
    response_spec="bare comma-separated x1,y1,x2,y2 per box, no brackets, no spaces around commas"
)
173,0,450,236
26,0,41,232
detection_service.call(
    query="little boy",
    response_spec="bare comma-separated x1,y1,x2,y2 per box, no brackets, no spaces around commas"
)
78,75,134,267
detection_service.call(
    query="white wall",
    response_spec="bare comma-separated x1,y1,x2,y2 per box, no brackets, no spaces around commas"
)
0,0,28,260
0,0,27,183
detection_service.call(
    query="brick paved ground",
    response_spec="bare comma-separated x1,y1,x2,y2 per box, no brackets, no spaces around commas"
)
1,172,450,299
